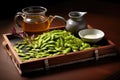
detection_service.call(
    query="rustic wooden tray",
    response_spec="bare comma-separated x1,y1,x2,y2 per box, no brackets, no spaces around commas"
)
2,25,118,75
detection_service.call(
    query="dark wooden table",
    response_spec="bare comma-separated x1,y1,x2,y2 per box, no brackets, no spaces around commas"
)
0,1,120,80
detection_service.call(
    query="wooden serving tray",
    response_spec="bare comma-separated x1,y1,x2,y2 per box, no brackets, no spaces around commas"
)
2,25,118,75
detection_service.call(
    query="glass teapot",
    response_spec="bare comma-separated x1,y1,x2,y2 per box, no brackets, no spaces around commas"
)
14,6,65,33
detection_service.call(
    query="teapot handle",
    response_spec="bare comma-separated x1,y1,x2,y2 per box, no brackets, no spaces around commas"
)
14,12,23,28
48,15,66,27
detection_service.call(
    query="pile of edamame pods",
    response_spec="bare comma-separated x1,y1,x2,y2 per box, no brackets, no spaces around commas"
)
14,29,99,62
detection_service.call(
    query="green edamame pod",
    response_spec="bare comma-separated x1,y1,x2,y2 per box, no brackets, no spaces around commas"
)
14,29,99,62
62,48,71,54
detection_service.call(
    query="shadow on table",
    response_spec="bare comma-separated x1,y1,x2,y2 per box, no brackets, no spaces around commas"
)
104,71,120,80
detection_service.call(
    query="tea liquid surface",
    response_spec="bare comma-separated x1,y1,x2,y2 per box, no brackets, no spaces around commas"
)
22,16,50,32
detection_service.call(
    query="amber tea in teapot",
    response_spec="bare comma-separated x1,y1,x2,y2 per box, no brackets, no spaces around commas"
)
15,6,65,33
22,15,50,32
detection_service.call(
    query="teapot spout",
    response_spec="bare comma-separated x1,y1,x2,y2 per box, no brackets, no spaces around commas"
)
79,12,87,17
48,15,66,23
48,15,66,27
48,15,55,23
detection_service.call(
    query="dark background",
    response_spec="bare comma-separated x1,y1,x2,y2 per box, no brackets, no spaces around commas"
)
0,0,120,20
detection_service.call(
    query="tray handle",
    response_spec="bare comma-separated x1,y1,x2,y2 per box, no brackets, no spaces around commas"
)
94,49,99,60
44,59,49,70
2,41,12,57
